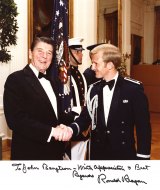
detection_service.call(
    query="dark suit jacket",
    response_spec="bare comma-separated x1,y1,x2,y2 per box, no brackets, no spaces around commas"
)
70,75,151,160
3,64,73,160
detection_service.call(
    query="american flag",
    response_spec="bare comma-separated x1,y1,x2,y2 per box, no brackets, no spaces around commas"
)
51,0,71,113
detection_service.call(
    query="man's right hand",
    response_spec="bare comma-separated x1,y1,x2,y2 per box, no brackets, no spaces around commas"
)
53,124,73,141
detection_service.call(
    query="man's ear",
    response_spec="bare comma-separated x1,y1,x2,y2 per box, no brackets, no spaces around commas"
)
107,61,114,70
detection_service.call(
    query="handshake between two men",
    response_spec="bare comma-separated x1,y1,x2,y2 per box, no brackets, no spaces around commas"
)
52,124,73,141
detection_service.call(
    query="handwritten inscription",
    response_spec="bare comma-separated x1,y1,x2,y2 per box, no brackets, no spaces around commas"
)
11,163,150,186
77,164,93,171
42,163,71,173
12,163,39,173
94,164,125,172
97,174,147,186
72,169,94,180
135,164,150,170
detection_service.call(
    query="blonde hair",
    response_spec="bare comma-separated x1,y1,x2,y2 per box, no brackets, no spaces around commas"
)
90,44,121,69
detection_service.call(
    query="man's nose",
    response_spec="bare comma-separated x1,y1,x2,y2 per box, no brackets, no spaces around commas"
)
42,52,47,58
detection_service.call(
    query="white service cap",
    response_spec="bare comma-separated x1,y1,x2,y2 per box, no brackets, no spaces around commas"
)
69,37,84,50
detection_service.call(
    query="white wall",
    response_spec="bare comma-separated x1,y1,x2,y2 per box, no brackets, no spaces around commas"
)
0,0,28,139
73,0,97,72
144,0,160,64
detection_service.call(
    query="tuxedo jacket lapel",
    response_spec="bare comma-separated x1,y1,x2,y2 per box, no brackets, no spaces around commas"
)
23,65,58,118
50,79,61,119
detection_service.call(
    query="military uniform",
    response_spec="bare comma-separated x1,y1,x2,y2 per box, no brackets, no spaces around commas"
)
65,37,89,160
70,75,151,160
70,65,87,115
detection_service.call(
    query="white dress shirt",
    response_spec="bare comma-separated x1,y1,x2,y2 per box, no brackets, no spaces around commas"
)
29,64,58,118
29,64,59,142
103,72,118,125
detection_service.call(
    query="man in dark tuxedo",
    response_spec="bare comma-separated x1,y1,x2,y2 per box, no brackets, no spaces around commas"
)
3,37,73,160
56,43,151,160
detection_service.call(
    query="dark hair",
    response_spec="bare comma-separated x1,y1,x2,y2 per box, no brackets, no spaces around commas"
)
30,36,54,51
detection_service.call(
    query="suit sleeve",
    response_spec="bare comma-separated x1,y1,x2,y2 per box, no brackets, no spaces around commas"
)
69,105,91,137
132,84,151,159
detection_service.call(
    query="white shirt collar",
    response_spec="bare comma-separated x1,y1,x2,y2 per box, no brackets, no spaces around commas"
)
112,71,119,84
105,71,119,83
29,64,46,78
29,64,39,78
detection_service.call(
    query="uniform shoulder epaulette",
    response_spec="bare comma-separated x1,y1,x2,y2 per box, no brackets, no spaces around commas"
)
124,77,141,85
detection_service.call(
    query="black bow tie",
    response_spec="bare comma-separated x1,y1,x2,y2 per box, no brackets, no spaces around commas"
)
38,72,50,81
101,79,115,90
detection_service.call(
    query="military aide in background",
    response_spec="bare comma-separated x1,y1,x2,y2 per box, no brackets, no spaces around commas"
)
66,37,90,160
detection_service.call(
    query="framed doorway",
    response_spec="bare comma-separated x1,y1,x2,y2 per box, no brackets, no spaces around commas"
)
104,10,118,46
131,34,143,65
